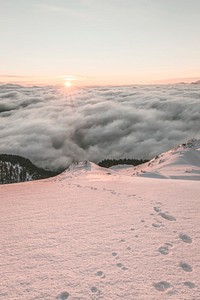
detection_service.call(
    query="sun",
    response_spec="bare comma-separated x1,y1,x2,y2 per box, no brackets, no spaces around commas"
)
64,81,72,88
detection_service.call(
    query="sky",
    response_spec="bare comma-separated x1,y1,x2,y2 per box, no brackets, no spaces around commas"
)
1,0,200,86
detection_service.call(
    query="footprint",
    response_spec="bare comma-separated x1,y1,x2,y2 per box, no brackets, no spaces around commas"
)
153,281,171,292
95,271,105,279
111,191,116,195
159,212,176,221
158,245,169,255
179,233,192,244
91,286,102,299
179,262,193,272
152,223,161,228
56,291,70,300
165,242,173,247
116,263,123,268
116,263,128,270
91,287,98,293
154,207,161,213
183,282,196,289
167,289,177,296
112,252,119,259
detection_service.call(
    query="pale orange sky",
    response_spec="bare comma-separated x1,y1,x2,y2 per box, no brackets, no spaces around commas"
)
1,74,200,87
1,0,200,86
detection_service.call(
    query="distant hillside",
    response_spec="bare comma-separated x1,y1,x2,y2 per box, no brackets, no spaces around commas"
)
0,154,58,184
191,80,200,84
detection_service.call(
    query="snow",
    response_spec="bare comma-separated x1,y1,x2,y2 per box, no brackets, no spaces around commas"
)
120,138,200,180
0,145,200,299
109,164,133,171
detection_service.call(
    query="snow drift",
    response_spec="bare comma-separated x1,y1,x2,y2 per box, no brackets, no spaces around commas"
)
120,138,200,180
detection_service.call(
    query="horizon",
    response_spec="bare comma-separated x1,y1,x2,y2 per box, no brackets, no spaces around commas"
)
1,76,200,87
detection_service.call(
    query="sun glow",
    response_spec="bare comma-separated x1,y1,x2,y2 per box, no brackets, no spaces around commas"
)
64,81,72,88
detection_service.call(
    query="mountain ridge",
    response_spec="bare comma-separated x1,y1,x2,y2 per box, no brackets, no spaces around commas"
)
120,138,200,180
1,138,200,184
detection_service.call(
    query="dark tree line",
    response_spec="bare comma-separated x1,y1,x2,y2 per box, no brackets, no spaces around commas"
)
98,158,149,168
0,154,58,184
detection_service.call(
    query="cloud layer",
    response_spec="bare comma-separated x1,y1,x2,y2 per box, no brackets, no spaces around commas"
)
0,83,199,170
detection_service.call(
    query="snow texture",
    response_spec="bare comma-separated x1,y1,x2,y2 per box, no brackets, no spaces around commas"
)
0,145,200,299
119,138,200,181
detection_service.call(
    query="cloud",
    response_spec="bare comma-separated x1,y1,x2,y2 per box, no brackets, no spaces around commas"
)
0,83,199,170
0,75,29,78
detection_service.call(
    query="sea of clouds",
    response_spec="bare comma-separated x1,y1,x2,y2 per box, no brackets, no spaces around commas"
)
0,83,199,170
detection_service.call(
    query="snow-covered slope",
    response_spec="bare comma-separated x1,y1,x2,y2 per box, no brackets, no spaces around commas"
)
1,150,200,299
60,161,115,176
119,139,200,180
56,161,116,182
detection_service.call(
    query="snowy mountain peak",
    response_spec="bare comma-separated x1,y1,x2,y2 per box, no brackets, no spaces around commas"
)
67,161,95,172
120,138,200,180
172,138,200,152
56,161,115,181
66,161,109,174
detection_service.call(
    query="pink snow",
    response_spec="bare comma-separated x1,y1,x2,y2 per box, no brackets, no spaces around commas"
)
0,141,200,299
